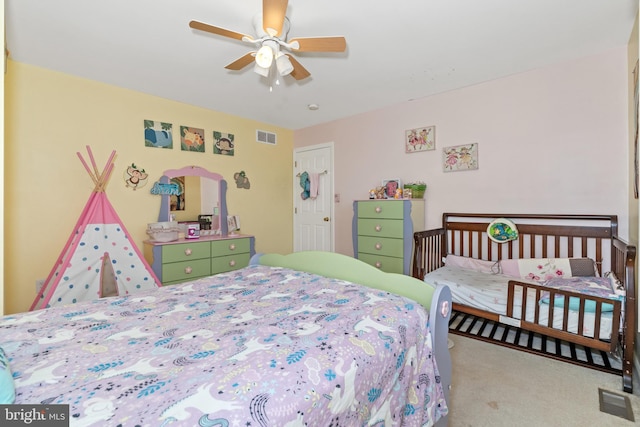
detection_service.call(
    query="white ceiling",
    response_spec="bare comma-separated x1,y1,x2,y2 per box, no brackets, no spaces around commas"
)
6,0,638,130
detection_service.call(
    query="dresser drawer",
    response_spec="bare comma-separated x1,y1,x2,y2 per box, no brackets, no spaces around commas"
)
211,238,251,256
357,201,404,219
162,258,211,283
357,218,403,238
162,241,211,263
357,235,404,257
212,253,251,274
357,253,404,274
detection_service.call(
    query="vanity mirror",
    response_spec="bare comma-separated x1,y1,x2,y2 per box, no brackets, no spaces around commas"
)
157,166,229,236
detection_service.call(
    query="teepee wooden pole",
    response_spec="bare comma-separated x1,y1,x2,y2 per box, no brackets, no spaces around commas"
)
100,150,117,181
77,147,117,192
76,151,99,188
86,145,100,178
96,162,115,192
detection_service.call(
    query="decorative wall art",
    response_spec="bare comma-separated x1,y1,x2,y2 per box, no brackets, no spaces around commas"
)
144,120,173,149
123,163,149,190
213,131,235,156
405,126,435,152
234,171,251,189
180,126,205,152
443,143,478,172
150,181,182,196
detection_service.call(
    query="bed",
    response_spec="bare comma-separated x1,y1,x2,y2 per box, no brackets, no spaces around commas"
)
412,213,636,393
1,251,452,427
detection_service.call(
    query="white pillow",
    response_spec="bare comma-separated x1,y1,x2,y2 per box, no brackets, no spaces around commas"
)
444,254,499,274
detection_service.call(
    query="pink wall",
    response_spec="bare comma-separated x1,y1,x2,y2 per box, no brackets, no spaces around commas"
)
295,48,629,256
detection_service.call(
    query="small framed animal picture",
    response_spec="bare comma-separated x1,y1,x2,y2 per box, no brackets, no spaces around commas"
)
180,126,205,152
213,131,235,156
405,125,435,152
144,120,173,149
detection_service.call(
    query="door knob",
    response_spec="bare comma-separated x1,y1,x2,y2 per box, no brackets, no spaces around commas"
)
323,217,330,221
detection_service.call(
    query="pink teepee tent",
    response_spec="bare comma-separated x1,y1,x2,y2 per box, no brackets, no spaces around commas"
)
31,146,160,310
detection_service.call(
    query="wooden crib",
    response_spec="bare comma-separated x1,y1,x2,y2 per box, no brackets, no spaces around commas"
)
412,213,636,393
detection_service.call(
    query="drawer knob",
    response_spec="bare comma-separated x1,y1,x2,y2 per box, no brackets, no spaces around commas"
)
229,260,236,267
375,243,382,250
375,206,382,213
375,225,382,232
375,261,382,268
184,248,193,256
184,266,193,274
229,244,236,251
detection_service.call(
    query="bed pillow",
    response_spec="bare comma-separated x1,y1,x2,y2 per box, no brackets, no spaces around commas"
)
569,258,598,277
444,254,500,274
500,258,596,282
539,277,621,313
515,258,573,282
0,346,16,404
499,259,520,278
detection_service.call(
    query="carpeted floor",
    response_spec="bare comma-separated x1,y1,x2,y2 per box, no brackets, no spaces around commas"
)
447,335,640,426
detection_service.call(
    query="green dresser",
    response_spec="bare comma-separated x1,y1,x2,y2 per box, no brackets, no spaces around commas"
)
144,235,255,286
353,199,424,275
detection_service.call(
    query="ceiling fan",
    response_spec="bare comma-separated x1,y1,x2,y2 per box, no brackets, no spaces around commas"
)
189,0,347,81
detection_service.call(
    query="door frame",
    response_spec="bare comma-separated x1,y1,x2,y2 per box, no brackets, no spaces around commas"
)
293,142,335,252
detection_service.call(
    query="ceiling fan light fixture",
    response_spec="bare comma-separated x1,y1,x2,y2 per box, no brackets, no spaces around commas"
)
255,45,274,68
275,53,294,76
253,61,271,77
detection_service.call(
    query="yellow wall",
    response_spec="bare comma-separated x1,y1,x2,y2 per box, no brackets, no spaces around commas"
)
4,60,293,314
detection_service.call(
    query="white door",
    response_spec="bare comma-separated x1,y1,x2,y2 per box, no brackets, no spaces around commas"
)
293,143,334,252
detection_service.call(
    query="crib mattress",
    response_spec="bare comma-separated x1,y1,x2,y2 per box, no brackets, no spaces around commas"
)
423,265,614,339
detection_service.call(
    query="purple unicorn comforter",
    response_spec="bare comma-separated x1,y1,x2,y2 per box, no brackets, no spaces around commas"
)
1,265,448,426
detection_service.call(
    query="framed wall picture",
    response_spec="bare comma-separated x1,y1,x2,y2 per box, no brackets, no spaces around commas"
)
405,126,435,152
180,126,205,152
443,143,478,172
214,131,235,156
144,120,173,149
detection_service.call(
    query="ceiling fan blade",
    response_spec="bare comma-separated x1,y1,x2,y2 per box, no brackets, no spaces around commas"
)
288,36,347,52
189,20,253,42
286,55,311,80
263,0,289,37
225,52,256,70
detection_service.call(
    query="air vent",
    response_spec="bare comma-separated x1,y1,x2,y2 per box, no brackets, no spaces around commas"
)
256,130,277,145
599,388,634,421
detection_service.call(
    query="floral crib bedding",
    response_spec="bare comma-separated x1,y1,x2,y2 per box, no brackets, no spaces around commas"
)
1,265,448,427
423,265,616,339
